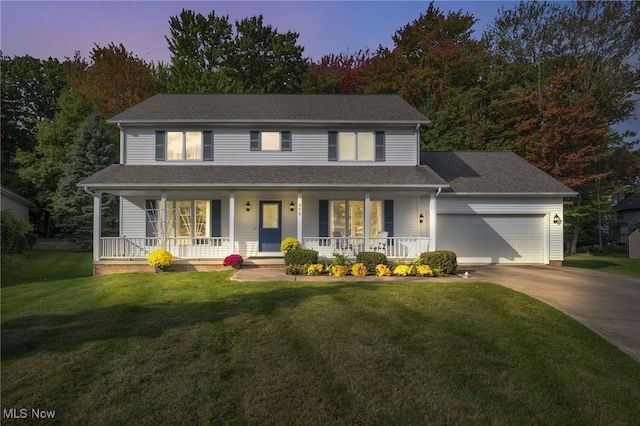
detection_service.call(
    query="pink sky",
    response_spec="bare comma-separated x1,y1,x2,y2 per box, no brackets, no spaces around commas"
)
1,1,514,63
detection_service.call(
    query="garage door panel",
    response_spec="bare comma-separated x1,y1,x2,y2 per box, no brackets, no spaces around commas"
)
438,215,544,264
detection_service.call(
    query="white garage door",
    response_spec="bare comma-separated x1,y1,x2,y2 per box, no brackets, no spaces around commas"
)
437,215,545,264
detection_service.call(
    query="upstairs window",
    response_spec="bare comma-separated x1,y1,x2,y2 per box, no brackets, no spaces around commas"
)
168,131,201,160
329,131,385,162
250,131,292,151
155,131,213,161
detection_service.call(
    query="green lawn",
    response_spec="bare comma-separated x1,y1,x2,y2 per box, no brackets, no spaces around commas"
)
564,252,640,277
2,252,640,425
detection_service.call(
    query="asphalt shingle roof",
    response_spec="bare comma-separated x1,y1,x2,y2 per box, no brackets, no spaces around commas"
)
420,151,577,195
108,94,430,124
613,193,640,211
79,164,447,189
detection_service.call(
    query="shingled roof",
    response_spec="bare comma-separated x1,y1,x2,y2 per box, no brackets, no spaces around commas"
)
79,164,447,190
420,151,577,195
613,193,640,211
108,94,430,125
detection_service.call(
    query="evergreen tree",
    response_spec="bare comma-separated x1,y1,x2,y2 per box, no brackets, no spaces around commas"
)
52,111,118,244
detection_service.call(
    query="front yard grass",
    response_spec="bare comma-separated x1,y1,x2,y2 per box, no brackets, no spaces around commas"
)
564,251,640,277
2,254,639,424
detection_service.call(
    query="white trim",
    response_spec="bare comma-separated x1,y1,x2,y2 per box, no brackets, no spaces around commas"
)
229,191,235,252
429,192,437,251
296,192,303,242
93,192,101,262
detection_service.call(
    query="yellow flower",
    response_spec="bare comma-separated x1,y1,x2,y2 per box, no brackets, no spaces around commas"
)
415,264,433,277
376,264,391,276
307,263,324,276
393,264,412,276
351,263,368,277
148,248,173,269
329,265,347,277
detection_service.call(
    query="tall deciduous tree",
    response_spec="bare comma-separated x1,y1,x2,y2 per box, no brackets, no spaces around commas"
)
1,54,64,192
227,15,308,93
162,9,234,93
52,111,118,243
302,49,374,94
363,2,486,150
83,43,156,119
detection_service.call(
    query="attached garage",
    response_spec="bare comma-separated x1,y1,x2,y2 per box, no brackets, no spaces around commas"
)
438,214,546,264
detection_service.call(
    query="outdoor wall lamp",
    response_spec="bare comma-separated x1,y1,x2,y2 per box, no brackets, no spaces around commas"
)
245,202,251,212
553,214,560,224
419,213,424,224
290,201,295,211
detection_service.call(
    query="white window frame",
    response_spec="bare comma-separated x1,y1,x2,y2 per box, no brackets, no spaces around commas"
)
338,131,375,161
166,131,202,161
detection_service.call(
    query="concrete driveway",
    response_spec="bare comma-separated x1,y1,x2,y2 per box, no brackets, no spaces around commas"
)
464,264,640,363
234,264,640,363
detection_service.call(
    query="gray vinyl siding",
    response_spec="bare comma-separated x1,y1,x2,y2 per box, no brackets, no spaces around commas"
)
121,197,147,238
123,128,418,166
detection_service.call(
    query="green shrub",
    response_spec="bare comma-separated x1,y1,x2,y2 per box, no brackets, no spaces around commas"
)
1,210,36,254
418,250,457,275
285,264,308,275
284,248,318,266
356,251,387,273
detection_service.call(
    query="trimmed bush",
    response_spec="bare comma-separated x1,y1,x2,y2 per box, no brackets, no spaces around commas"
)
284,248,318,266
418,250,457,275
356,251,387,273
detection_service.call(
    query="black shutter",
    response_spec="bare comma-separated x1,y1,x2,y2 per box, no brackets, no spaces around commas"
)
250,131,260,151
319,200,329,238
375,131,385,162
384,200,394,237
145,200,157,238
328,131,338,161
281,131,292,151
210,200,222,237
155,131,165,161
203,131,213,161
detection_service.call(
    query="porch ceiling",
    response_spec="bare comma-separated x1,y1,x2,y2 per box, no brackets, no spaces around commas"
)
78,164,448,191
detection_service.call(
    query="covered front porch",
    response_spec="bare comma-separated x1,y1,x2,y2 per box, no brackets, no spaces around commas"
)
89,189,441,263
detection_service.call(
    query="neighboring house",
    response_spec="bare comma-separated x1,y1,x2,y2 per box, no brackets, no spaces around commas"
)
1,185,35,222
79,94,576,273
612,193,640,245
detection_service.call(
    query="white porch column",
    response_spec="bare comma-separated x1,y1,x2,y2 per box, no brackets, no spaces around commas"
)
364,192,371,251
160,192,167,249
229,191,235,253
429,191,437,252
93,191,101,262
296,192,303,242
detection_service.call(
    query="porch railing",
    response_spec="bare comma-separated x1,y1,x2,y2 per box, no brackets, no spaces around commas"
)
302,237,431,259
100,237,230,259
99,236,430,260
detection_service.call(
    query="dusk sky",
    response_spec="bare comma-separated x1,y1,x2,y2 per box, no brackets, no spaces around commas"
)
1,1,637,135
1,1,517,63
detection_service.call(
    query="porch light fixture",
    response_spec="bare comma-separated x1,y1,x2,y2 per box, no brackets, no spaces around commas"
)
245,202,251,212
419,213,424,224
289,201,295,212
553,214,560,224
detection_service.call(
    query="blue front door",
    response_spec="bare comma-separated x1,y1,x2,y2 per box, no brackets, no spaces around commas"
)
259,201,282,252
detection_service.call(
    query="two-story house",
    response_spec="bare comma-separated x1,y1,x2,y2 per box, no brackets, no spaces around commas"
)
79,94,576,274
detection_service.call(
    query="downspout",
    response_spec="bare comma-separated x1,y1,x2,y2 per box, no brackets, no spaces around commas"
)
415,123,421,166
117,123,125,165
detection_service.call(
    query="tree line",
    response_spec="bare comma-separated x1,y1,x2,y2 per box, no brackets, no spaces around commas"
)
2,1,639,252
